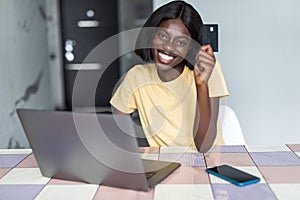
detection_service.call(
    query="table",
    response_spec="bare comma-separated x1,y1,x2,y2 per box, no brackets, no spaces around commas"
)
1,144,300,200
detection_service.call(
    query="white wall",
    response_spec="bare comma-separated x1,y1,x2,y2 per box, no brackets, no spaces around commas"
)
154,0,300,144
0,0,53,148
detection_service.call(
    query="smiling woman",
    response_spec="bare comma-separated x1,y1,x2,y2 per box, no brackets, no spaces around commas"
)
151,19,191,81
110,1,229,152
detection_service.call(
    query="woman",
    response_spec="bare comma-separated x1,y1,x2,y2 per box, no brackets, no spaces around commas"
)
110,1,229,152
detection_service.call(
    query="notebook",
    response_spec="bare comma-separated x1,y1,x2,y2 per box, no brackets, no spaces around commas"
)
17,109,180,191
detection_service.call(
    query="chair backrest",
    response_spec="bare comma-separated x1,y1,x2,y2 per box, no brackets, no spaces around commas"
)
219,105,246,145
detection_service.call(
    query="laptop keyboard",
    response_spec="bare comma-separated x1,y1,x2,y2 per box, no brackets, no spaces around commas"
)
145,171,157,179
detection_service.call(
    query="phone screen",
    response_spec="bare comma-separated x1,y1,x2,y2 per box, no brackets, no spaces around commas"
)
206,165,260,186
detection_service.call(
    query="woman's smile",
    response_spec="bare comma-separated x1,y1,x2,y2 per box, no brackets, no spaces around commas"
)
157,50,177,64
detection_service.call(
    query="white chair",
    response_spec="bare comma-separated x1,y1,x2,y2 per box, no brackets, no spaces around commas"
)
219,105,246,145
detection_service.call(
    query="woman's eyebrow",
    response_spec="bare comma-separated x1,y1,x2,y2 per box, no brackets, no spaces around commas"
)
158,28,190,39
157,28,168,34
176,35,190,40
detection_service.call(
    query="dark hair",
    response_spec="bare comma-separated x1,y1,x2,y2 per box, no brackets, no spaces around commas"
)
135,1,203,69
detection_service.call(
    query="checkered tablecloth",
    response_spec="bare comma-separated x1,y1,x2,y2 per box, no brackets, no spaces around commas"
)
1,144,300,200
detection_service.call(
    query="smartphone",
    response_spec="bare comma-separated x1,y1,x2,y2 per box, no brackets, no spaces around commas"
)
202,24,218,52
206,165,260,186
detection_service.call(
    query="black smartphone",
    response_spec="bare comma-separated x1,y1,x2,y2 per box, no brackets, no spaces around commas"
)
202,24,218,52
206,165,260,186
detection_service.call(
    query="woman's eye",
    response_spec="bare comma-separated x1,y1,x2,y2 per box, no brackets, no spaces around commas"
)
158,33,168,40
177,40,186,46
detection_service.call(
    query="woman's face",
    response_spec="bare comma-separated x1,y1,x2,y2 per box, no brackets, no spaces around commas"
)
152,18,191,72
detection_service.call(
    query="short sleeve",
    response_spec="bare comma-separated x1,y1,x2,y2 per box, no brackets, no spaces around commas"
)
110,70,137,114
208,60,230,98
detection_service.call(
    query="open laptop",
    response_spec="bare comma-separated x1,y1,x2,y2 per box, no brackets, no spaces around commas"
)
17,109,180,191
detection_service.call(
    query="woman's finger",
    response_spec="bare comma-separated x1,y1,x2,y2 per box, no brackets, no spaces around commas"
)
201,44,214,57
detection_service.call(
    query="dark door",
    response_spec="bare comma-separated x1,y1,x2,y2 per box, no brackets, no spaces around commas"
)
60,0,119,109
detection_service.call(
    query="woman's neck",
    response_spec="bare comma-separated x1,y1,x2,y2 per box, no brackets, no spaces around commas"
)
157,64,185,82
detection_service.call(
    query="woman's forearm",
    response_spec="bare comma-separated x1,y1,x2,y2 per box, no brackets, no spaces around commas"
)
194,84,217,152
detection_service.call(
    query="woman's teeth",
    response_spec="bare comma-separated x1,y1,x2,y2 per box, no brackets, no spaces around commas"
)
158,52,175,63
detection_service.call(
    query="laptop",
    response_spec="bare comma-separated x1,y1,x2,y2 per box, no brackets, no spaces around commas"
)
17,109,180,191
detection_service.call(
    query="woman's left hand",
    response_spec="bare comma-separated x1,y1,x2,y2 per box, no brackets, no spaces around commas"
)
194,44,216,86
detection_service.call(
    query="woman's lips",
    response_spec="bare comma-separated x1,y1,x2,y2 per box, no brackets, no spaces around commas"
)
157,50,176,64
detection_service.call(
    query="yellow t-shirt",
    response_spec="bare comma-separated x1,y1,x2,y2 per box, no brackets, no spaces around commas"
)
110,61,229,147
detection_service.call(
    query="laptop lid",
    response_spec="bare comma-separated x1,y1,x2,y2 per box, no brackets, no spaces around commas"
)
17,109,180,191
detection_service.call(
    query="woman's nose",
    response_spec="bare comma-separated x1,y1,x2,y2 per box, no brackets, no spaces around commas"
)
162,41,175,52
